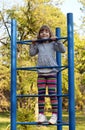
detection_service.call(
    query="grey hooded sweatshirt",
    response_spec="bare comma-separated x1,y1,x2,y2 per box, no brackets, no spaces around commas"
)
29,41,66,75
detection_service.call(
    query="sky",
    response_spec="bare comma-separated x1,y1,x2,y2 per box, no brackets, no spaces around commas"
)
0,0,82,25
0,0,83,33
0,0,24,9
0,0,84,44
60,0,83,26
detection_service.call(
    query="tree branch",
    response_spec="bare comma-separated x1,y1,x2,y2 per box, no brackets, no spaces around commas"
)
0,12,11,40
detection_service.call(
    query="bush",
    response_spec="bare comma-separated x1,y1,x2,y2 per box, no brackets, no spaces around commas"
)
17,107,35,130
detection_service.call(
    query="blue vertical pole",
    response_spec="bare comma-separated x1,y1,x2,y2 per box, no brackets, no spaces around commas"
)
11,19,17,130
56,28,62,130
67,13,75,130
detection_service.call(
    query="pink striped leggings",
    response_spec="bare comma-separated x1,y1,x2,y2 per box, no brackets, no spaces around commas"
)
37,74,58,114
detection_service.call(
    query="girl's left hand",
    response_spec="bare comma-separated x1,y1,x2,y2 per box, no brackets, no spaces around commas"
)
51,37,57,41
32,39,37,44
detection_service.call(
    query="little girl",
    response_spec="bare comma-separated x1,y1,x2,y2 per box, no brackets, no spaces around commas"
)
29,25,66,124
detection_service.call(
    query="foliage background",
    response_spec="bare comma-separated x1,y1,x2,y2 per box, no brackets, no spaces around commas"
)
0,0,85,129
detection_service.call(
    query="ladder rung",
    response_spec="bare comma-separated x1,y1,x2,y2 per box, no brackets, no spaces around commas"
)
17,94,69,98
17,121,69,126
17,37,68,44
16,66,68,71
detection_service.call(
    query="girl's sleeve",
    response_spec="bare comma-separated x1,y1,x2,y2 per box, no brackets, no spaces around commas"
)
29,43,38,56
54,41,66,53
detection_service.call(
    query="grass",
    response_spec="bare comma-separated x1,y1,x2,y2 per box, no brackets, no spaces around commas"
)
0,112,10,130
75,112,85,130
0,111,85,130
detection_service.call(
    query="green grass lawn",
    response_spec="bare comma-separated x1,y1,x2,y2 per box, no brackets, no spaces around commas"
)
0,111,85,130
75,112,85,130
0,112,10,130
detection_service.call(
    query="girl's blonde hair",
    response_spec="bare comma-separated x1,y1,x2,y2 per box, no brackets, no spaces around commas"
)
37,25,53,39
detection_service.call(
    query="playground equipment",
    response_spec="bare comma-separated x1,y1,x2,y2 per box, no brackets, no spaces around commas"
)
11,13,75,130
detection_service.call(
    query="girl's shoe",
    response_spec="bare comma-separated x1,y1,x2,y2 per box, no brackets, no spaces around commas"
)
38,113,48,123
49,114,57,124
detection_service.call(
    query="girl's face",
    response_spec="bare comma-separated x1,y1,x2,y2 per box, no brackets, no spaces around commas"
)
39,29,50,39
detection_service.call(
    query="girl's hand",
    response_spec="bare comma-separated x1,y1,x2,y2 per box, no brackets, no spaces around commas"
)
32,39,37,44
51,37,58,41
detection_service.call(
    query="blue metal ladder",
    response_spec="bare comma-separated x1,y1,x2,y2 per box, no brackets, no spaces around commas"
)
11,13,75,130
